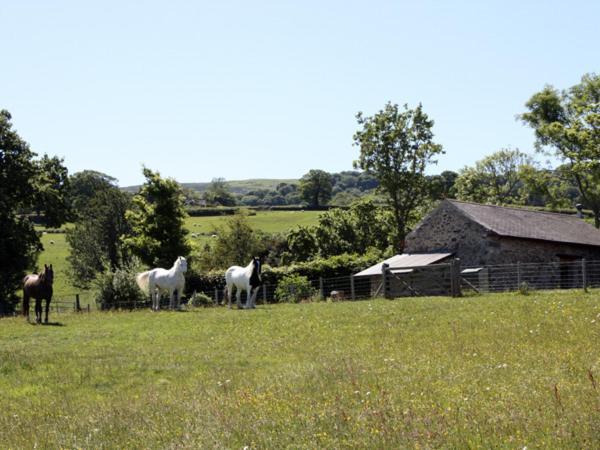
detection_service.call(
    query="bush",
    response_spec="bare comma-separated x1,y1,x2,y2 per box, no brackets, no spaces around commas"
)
275,275,316,303
187,291,215,308
95,266,146,310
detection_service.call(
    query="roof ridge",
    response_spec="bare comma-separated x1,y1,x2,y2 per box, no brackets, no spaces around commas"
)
446,199,578,218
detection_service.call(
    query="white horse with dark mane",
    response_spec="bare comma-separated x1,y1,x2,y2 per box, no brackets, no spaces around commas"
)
136,256,187,310
225,257,262,309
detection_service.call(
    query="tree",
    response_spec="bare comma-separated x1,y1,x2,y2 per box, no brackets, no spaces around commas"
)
426,170,458,200
299,170,333,207
123,168,191,267
521,73,600,226
454,148,533,205
68,170,119,218
196,212,260,270
0,110,70,312
203,177,236,206
66,187,132,288
353,102,443,252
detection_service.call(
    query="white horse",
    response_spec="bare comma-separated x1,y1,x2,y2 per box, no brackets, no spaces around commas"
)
225,257,262,309
136,256,188,310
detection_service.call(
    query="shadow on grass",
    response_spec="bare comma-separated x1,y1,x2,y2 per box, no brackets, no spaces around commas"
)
28,321,65,327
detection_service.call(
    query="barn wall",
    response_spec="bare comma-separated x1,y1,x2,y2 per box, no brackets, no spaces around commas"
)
406,200,600,267
405,201,491,266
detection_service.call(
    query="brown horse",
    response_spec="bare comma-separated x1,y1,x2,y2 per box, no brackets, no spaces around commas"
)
23,264,54,324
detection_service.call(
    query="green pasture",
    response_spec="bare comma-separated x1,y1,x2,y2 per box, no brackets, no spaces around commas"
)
1,291,600,448
185,210,322,235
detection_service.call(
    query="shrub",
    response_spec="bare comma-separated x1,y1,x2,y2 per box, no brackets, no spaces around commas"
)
187,291,214,308
95,266,146,310
275,275,316,303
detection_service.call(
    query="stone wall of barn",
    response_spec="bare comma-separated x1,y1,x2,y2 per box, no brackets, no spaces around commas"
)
405,200,491,266
405,200,600,267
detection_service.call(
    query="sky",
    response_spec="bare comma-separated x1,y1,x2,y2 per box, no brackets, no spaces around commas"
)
1,0,598,187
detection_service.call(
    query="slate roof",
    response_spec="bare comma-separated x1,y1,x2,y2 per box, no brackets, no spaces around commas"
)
447,200,600,247
354,253,452,277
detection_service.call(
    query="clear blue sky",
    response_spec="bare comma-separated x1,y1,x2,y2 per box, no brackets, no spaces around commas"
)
1,0,598,186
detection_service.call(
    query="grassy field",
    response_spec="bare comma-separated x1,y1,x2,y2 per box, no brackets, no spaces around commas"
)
185,210,322,235
1,291,600,448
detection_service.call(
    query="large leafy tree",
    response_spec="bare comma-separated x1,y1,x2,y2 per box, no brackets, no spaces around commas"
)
67,186,132,288
521,73,600,226
353,102,443,252
123,168,190,267
299,169,333,207
0,110,70,312
203,177,236,206
68,170,119,217
454,148,533,205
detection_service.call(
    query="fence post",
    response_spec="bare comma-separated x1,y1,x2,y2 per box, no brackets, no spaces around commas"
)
75,294,81,312
87,304,90,313
517,261,522,288
214,287,219,305
350,275,355,301
451,258,462,297
382,263,390,299
262,284,267,304
319,277,324,300
582,258,588,292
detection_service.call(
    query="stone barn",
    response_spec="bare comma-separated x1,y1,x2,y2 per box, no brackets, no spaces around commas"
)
404,200,600,291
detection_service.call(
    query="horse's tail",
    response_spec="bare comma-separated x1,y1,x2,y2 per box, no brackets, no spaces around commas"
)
136,271,150,293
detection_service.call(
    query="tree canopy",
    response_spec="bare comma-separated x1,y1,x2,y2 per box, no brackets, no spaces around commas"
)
0,110,70,312
353,102,443,252
521,73,600,226
299,170,333,207
123,168,191,267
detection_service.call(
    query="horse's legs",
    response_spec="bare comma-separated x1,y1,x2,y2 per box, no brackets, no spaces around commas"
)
236,288,242,309
35,298,42,324
249,287,258,309
23,293,30,321
169,289,175,310
226,284,232,308
44,297,51,323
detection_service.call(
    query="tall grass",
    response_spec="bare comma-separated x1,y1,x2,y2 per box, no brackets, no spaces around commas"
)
1,291,600,448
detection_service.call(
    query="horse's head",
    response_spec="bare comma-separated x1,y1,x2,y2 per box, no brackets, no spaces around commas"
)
43,264,54,285
253,256,262,281
176,256,188,273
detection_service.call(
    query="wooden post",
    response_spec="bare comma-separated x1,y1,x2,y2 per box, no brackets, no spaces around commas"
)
87,304,90,313
382,263,390,299
214,287,218,305
319,277,324,300
517,262,522,288
350,275,355,301
75,294,81,312
451,258,462,298
262,284,267,304
582,258,588,292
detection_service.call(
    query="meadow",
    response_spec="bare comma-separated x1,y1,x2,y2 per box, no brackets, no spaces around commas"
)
1,291,600,448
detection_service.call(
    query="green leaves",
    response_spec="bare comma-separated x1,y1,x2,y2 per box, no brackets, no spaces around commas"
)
353,102,443,251
123,168,191,268
299,170,333,207
521,73,600,226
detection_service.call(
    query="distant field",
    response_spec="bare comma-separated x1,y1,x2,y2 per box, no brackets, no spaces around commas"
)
186,210,322,235
36,211,322,297
123,178,299,194
1,291,600,447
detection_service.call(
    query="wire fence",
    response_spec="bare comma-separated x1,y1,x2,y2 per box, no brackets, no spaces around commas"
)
8,259,600,316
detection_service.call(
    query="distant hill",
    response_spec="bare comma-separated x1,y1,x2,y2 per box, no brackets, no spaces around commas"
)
122,178,298,194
